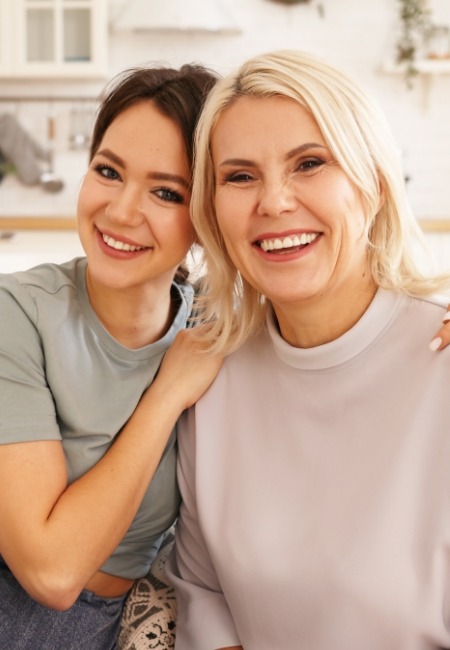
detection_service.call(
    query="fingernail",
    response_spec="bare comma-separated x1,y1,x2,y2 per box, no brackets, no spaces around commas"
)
443,311,450,323
429,336,442,352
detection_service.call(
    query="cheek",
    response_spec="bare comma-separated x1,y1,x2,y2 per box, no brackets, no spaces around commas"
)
76,177,98,220
349,197,370,242
215,194,246,243
169,211,196,248
331,185,368,241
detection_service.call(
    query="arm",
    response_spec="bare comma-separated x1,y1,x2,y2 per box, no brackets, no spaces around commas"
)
166,408,241,650
0,325,222,611
429,307,450,351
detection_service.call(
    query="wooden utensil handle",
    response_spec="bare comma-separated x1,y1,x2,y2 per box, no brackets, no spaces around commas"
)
47,115,56,141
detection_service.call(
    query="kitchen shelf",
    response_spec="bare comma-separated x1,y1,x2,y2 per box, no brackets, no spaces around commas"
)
0,218,448,233
0,217,76,230
419,219,450,233
381,59,450,76
380,58,450,111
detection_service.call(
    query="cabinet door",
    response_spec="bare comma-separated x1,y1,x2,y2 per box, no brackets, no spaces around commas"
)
0,0,14,73
4,0,108,78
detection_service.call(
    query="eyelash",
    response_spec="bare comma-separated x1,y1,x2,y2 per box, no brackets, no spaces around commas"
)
223,158,325,184
154,187,184,204
224,172,253,184
298,158,325,171
93,164,185,204
94,163,120,180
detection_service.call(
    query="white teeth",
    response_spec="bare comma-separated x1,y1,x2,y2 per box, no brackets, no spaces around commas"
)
260,232,318,252
102,234,146,252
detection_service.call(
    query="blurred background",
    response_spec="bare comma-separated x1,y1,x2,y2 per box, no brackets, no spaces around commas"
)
0,0,449,275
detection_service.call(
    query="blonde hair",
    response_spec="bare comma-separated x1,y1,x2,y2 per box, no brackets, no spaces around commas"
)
191,49,450,353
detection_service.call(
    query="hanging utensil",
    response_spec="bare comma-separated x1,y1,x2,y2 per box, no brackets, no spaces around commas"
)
40,110,64,193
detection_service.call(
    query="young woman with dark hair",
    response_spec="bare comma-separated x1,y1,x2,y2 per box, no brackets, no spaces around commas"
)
0,62,219,649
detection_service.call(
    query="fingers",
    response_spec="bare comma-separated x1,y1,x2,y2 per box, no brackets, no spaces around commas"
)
429,307,450,351
154,327,224,411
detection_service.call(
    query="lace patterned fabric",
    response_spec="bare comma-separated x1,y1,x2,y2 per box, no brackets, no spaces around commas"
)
118,533,177,650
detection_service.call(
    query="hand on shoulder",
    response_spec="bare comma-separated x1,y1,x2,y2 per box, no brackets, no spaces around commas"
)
154,325,224,411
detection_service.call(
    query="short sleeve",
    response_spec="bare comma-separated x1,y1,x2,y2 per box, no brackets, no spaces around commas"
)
0,278,60,443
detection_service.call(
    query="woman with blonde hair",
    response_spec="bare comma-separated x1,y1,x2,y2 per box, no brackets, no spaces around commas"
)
167,50,450,649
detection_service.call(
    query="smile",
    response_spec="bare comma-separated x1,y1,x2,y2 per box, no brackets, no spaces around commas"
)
258,232,319,252
102,233,148,252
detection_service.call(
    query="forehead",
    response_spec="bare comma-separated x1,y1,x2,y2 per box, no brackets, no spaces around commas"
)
100,100,189,172
212,95,324,155
105,101,185,149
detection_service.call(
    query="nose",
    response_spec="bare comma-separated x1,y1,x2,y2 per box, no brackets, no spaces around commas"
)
256,178,298,218
105,184,146,227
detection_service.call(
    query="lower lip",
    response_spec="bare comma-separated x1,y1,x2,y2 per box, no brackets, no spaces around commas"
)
96,230,151,260
255,236,320,262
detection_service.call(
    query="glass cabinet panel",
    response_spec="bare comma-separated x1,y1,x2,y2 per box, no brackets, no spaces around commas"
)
26,8,54,63
63,8,91,62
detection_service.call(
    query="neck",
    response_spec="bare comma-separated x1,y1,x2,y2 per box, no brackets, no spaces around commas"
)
86,274,176,349
273,275,378,349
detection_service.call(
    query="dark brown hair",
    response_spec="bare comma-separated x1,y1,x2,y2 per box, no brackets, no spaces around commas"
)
90,63,218,284
90,63,218,170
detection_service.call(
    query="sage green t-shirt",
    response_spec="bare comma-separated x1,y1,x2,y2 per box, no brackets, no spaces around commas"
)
0,257,194,579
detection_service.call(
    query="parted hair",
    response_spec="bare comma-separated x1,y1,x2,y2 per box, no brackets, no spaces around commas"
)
190,49,450,354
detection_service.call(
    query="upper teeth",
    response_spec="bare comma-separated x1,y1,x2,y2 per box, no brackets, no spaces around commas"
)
103,234,146,252
260,232,318,252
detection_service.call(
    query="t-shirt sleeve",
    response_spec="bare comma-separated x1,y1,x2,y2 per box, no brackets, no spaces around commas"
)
0,278,61,443
166,408,240,650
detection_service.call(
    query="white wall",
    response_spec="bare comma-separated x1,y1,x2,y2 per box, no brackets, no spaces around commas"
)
105,0,450,222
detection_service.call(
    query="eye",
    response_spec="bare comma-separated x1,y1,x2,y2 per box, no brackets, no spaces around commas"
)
94,163,121,181
154,187,185,204
297,158,325,172
224,171,254,184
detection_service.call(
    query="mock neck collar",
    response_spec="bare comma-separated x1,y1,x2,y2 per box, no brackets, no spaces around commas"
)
267,288,404,371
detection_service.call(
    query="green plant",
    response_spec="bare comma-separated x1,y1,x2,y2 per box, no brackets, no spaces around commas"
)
396,0,431,85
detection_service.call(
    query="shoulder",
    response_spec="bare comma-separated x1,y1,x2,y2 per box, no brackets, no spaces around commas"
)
399,292,449,325
5,257,83,294
0,257,85,324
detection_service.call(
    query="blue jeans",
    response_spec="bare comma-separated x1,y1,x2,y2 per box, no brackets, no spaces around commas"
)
0,557,127,649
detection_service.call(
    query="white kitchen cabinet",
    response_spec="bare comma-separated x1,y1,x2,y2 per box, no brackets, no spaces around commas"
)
0,0,108,79
0,0,13,73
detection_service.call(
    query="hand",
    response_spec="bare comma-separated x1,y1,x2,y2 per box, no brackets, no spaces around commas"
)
153,325,224,411
429,305,450,351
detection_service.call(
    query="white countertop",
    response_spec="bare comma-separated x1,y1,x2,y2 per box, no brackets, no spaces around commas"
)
0,230,84,273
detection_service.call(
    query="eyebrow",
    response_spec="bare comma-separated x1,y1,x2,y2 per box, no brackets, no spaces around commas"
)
96,148,190,189
217,142,328,168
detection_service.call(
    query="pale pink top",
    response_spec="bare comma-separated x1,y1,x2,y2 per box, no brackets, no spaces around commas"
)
168,289,450,650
